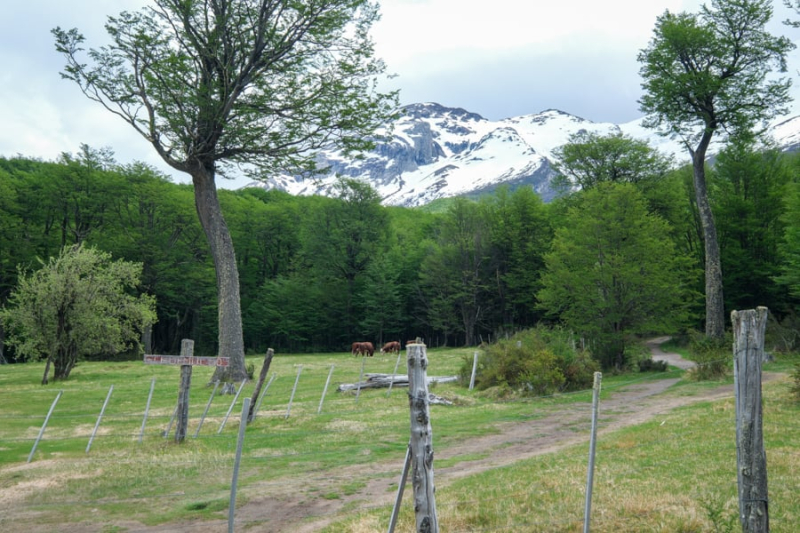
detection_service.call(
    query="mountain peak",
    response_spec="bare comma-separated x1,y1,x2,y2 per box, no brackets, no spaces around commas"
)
401,102,485,122
246,103,800,207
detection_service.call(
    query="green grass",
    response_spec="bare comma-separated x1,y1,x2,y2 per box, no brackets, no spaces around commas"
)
1,343,797,532
329,378,800,532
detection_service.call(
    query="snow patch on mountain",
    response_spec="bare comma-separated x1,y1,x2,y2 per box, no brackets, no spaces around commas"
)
246,102,800,207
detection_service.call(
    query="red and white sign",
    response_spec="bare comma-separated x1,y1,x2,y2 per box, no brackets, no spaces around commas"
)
144,355,230,367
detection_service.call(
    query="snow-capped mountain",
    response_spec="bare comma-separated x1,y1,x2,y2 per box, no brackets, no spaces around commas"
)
247,102,800,206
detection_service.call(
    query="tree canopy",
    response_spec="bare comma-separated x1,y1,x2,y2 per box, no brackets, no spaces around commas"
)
637,0,794,340
538,183,694,369
552,132,673,193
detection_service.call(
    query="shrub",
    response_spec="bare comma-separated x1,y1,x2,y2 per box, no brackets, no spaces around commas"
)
461,326,599,396
686,330,730,381
766,312,800,354
638,358,669,372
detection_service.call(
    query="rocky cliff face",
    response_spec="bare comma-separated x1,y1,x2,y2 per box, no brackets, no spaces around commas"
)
247,102,800,207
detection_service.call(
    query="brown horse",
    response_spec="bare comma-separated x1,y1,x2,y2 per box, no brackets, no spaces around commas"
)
380,341,401,354
352,342,375,357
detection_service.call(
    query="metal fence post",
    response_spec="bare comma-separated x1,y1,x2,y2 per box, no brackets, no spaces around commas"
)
86,385,114,453
139,378,156,443
583,371,602,533
27,390,63,463
228,397,250,533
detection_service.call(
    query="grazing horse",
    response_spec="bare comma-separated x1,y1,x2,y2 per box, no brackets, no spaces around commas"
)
380,341,401,355
352,342,375,357
361,342,375,357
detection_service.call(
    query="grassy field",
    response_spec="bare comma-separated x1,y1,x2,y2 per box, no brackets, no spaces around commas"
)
0,344,798,532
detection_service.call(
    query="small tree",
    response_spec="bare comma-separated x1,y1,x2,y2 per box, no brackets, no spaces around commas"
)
537,183,694,369
552,131,673,193
637,0,794,340
1,245,156,384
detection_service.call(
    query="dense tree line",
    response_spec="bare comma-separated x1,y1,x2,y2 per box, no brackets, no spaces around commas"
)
1,135,799,366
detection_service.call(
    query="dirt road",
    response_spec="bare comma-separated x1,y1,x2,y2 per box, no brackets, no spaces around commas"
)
233,339,753,533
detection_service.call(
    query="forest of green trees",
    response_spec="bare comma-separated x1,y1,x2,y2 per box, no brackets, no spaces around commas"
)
1,135,799,365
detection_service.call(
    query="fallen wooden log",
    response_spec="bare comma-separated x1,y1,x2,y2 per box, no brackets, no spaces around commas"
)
427,393,453,405
336,373,458,392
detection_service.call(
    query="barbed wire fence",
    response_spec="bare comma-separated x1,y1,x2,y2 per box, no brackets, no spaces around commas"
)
0,347,796,532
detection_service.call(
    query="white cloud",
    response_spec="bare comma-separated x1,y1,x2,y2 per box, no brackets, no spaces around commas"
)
3,0,798,188
373,0,698,63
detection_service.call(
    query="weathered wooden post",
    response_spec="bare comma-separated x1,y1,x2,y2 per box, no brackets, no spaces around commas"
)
407,342,439,533
175,339,194,443
732,307,770,533
143,339,230,444
248,348,274,423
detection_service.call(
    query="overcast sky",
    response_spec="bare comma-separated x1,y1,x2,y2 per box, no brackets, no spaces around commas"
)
3,0,800,189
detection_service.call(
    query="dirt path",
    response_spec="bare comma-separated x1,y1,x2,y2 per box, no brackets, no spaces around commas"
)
228,338,775,533
7,339,783,533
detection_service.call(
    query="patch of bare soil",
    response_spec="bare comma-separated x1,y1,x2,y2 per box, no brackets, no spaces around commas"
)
1,339,783,533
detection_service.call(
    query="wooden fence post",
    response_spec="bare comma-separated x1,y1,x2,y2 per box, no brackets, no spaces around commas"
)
175,339,194,443
248,348,274,423
732,307,769,533
407,342,439,533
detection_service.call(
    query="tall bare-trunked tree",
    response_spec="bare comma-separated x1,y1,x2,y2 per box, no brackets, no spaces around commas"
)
53,0,397,380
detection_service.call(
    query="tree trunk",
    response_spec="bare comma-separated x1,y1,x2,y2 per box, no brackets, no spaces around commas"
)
190,165,247,382
693,144,725,340
42,355,52,385
54,341,78,381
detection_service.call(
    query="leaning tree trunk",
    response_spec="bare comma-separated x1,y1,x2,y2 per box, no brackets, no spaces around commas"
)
42,355,53,385
190,165,247,383
692,140,725,341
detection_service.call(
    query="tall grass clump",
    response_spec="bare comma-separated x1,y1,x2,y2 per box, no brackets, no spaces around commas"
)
460,326,598,396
